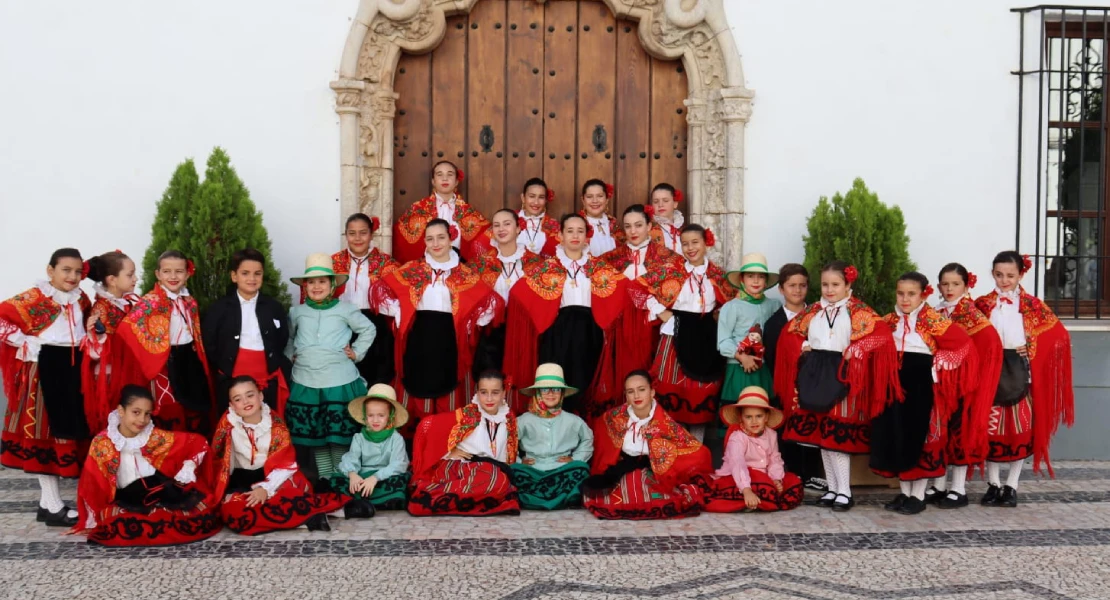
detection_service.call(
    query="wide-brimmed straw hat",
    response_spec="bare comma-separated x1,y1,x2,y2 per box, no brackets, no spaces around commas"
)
726,252,779,289
290,253,349,287
347,384,409,429
720,386,783,429
520,363,579,397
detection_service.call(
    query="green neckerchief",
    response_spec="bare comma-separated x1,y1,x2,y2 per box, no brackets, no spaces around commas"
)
734,284,765,304
306,296,339,310
361,404,395,442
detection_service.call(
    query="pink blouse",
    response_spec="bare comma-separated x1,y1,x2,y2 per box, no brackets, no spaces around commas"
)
713,428,785,490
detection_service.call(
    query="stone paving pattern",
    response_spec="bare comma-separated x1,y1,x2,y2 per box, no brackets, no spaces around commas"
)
1,463,1109,599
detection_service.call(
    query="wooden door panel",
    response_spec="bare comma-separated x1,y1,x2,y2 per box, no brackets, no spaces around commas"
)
575,1,617,217
506,0,546,210
467,0,508,217
393,53,431,211
542,0,579,218
613,20,652,215
431,16,468,197
649,58,689,196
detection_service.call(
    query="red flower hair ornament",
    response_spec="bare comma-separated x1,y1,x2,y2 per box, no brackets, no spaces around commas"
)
643,205,656,220
704,228,716,247
967,272,978,288
449,225,460,242
604,183,615,200
674,189,684,203
186,259,196,277
504,375,514,393
546,188,556,203
585,221,596,240
370,216,381,233
81,261,90,280
843,265,858,285
456,169,465,183
1021,254,1033,274
517,217,528,231
922,284,934,300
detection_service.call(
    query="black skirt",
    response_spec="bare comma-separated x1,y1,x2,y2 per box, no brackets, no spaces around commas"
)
869,352,934,474
472,323,507,377
167,343,213,413
226,467,266,494
672,310,725,382
37,345,89,440
402,310,458,399
796,350,848,413
538,306,603,415
116,473,204,514
356,309,396,387
994,349,1030,407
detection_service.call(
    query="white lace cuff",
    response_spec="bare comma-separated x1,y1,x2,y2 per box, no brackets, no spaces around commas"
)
255,468,296,498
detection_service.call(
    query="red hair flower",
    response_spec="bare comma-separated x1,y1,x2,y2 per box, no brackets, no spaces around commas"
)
643,205,656,220
604,183,615,200
370,216,381,232
186,259,196,277
704,228,716,247
517,217,528,231
1021,254,1033,274
967,272,978,288
81,261,90,280
922,284,934,299
674,189,684,203
546,188,556,203
504,375,514,392
449,225,460,241
456,169,465,183
843,265,858,284
585,221,596,239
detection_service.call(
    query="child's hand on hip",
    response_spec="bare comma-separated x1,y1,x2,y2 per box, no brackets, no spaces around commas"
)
345,345,357,360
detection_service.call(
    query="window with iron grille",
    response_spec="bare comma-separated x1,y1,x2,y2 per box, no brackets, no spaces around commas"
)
1014,6,1110,318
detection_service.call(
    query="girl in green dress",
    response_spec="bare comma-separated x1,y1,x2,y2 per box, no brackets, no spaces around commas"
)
718,253,783,422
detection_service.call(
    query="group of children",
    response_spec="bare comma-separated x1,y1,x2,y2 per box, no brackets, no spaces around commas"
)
0,159,1075,546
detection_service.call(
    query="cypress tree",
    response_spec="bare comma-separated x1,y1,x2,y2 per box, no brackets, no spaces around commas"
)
141,159,199,294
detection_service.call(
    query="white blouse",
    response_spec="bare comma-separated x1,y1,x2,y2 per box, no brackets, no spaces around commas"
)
491,243,527,302
586,214,617,257
517,211,549,255
646,262,717,336
892,303,932,355
435,193,461,251
380,253,494,326
238,293,265,351
109,415,157,489
164,288,196,346
227,405,295,498
654,211,685,253
453,401,510,461
935,297,960,318
35,281,86,349
340,249,374,310
621,241,652,280
805,295,853,352
621,402,657,457
990,289,1026,350
555,246,593,308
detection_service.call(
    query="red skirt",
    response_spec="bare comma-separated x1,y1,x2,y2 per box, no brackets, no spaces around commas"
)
84,497,222,547
1,360,85,478
987,395,1034,462
232,349,290,417
219,471,345,536
400,371,473,421
583,468,703,520
407,459,520,516
781,352,871,454
702,469,804,512
650,334,721,425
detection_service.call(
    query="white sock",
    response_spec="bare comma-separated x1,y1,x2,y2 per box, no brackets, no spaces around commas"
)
1006,458,1025,490
832,452,852,497
686,425,705,443
949,466,968,495
910,479,928,500
986,461,1002,486
900,481,912,496
37,475,76,517
820,450,838,494
932,469,949,492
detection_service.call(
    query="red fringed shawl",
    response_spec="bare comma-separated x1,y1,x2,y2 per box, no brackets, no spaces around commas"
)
975,290,1074,475
410,404,518,477
591,403,712,489
392,193,492,264
944,297,1003,465
208,411,298,500
882,304,978,422
82,296,143,433
116,284,213,391
296,248,397,304
0,287,91,404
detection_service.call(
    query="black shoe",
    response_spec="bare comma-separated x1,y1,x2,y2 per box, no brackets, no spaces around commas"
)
830,494,854,512
981,484,1002,506
997,485,1018,508
923,487,943,505
897,496,927,515
804,477,829,492
42,507,78,528
883,494,907,512
938,492,969,509
343,498,376,519
37,505,75,522
815,492,836,508
305,514,331,532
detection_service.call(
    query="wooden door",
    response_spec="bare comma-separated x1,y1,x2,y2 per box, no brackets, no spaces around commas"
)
392,0,688,220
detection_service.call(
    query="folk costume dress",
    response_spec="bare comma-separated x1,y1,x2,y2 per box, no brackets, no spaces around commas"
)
209,406,345,535
284,299,374,449
329,429,411,510
473,243,540,405
639,260,729,426
332,247,398,387
717,288,783,410
116,284,214,434
74,411,220,547
518,211,560,257
511,397,594,510
580,210,624,257
82,283,142,433
974,288,1074,476
202,291,291,415
392,192,492,264
601,241,683,390
704,426,804,513
504,248,627,418
375,253,503,419
583,401,711,520
871,304,977,482
407,401,521,516
650,210,685,254
0,282,93,483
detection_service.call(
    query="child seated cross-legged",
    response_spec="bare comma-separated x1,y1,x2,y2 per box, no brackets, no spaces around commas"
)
74,385,221,546
703,386,804,512
327,384,412,518
209,376,342,535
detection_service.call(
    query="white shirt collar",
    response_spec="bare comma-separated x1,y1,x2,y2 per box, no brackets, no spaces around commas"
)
819,292,852,309
226,404,272,433
556,245,589,267
654,210,685,228
498,244,526,264
93,282,134,309
898,302,925,324
237,292,258,305
936,296,962,311
37,281,81,305
472,395,509,424
518,209,545,221
163,287,190,301
586,213,609,225
425,252,460,271
627,239,651,252
106,410,153,452
348,248,373,261
435,192,455,206
997,288,1019,300
627,401,657,426
685,261,708,275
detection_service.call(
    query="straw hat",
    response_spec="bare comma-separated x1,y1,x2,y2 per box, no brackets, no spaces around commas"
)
290,253,349,287
720,386,783,429
520,363,579,397
726,252,779,289
347,384,409,430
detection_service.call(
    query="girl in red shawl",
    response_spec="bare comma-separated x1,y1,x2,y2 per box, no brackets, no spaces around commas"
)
873,272,977,515
504,214,627,418
579,179,624,257
0,248,92,528
647,183,685,254
928,262,1003,509
582,370,711,520
117,250,214,435
974,251,1074,507
82,250,142,434
517,177,560,257
209,376,341,534
374,219,503,421
774,261,900,512
407,370,521,516
601,205,683,389
74,385,220,546
392,160,492,264
639,224,729,440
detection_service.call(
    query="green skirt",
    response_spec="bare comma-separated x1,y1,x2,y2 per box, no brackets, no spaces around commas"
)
719,363,773,434
286,380,367,447
328,470,411,510
510,461,591,510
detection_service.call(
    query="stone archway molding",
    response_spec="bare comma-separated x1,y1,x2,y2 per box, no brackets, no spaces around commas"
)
332,0,753,268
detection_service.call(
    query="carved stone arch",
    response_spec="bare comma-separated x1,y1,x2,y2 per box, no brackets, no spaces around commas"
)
332,0,753,267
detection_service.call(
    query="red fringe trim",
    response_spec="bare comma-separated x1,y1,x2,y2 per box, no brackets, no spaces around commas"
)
1029,322,1075,477
932,339,977,432
964,328,1003,466
841,331,902,419
503,295,540,411
773,333,805,414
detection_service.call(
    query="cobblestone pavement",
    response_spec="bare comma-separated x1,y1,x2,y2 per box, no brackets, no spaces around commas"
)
1,463,1109,599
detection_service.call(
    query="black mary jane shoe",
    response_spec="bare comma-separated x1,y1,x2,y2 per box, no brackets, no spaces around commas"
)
997,485,1018,508
923,487,943,505
305,514,332,532
42,507,78,528
815,492,837,508
897,496,927,515
981,484,1002,506
830,494,855,512
883,494,907,512
937,492,969,509
343,498,376,520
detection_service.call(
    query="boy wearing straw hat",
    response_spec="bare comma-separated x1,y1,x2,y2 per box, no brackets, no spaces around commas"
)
704,386,804,512
511,364,594,510
327,384,411,517
285,253,376,481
